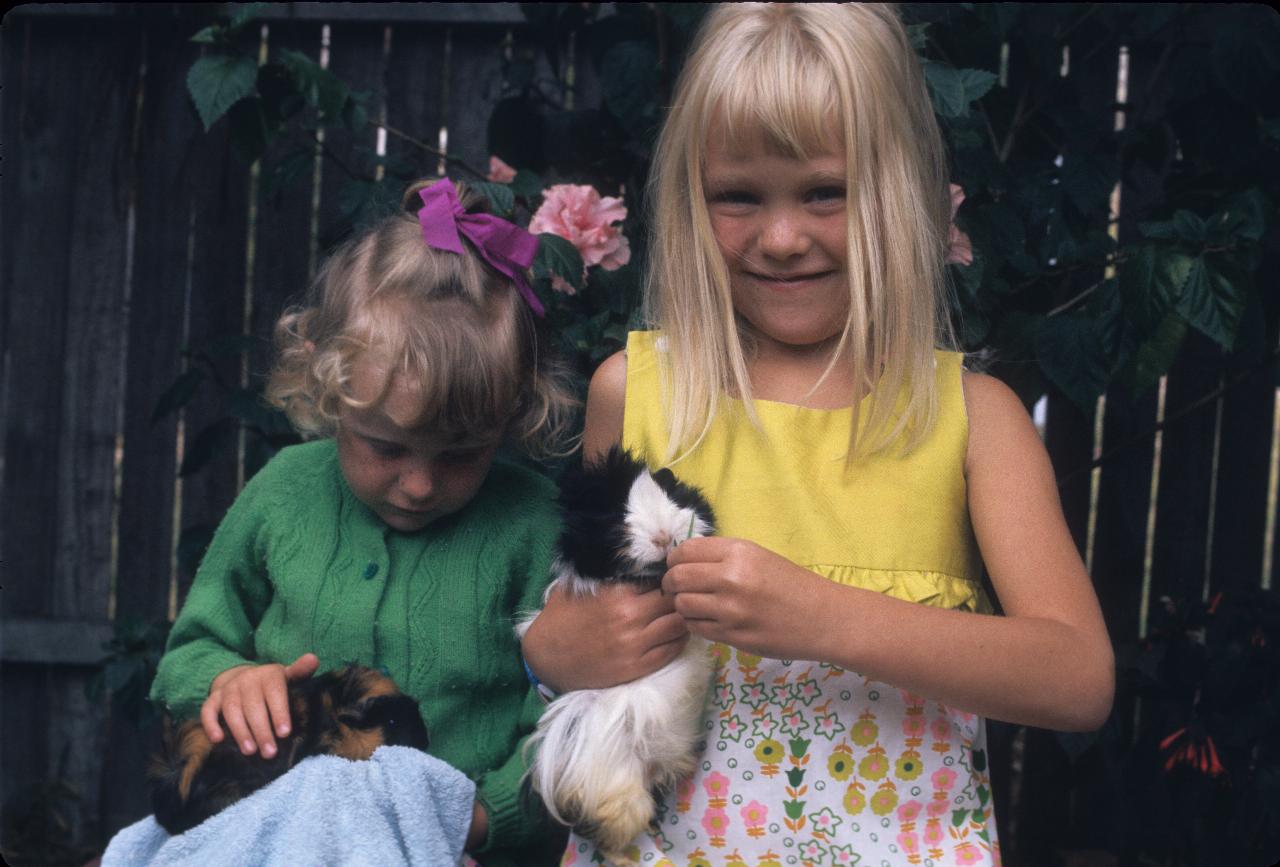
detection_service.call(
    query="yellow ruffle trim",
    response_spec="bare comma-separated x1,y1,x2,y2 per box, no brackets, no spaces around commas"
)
809,564,993,614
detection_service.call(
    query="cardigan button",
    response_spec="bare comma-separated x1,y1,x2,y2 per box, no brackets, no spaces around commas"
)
363,562,379,580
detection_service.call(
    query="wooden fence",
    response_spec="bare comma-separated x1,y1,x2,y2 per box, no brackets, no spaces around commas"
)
2,3,1277,864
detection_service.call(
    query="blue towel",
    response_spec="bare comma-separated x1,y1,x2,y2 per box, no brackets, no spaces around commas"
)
102,746,476,866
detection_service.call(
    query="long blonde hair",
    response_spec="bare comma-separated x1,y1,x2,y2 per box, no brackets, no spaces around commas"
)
267,178,578,457
646,3,954,462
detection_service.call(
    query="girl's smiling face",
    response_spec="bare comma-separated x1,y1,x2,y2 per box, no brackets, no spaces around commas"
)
336,359,499,533
703,128,851,355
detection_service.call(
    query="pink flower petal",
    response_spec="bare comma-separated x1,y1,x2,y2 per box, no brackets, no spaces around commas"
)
487,155,517,183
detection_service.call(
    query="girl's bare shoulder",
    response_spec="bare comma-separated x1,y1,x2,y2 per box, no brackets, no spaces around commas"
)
959,371,1043,472
583,350,628,461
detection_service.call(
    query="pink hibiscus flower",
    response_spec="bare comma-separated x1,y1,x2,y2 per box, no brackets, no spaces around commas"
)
529,183,631,294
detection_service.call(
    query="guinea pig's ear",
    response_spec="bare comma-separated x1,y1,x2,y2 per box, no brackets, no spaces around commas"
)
653,468,676,488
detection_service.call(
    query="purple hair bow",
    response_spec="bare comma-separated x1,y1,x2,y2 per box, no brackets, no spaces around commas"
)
417,178,544,317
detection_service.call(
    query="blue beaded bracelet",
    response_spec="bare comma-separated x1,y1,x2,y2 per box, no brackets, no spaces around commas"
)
521,655,558,702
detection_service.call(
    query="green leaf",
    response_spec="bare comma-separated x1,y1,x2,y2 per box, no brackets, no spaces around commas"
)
789,737,811,758
533,234,585,292
924,62,997,118
785,766,806,788
228,2,267,33
1119,311,1187,396
1208,188,1270,244
471,181,516,217
783,800,807,820
1060,152,1115,215
1119,246,1193,335
151,368,206,422
952,809,970,828
187,54,259,131
227,97,273,164
179,419,236,477
190,25,224,45
1036,314,1110,409
599,41,661,137
279,50,349,118
1176,254,1247,349
510,170,545,202
1172,210,1207,243
262,148,316,201
228,389,294,436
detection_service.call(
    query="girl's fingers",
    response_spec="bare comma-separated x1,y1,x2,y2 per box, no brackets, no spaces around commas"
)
200,698,225,743
662,562,718,595
644,610,690,647
241,684,279,758
671,589,721,623
264,680,294,739
221,696,255,756
284,652,319,682
639,632,690,672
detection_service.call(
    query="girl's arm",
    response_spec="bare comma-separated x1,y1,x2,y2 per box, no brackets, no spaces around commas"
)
150,455,319,754
519,351,692,692
663,372,1115,732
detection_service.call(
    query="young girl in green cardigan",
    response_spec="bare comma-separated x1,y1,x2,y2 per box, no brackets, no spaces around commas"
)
149,177,577,866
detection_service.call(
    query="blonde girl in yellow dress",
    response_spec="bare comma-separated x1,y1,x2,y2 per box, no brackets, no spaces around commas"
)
520,5,1115,865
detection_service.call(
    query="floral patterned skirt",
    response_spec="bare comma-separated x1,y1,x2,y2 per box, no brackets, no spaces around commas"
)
561,644,1000,867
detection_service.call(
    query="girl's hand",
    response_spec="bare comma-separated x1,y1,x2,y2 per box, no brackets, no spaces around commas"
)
200,653,320,758
520,581,689,691
663,537,834,660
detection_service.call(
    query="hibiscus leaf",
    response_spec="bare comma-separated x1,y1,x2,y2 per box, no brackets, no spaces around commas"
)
533,234,584,292
1036,313,1111,410
471,181,515,217
187,54,259,131
1176,253,1247,350
151,368,206,423
509,170,544,203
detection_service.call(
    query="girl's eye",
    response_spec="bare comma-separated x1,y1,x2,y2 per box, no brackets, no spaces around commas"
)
440,448,485,465
365,438,404,458
808,186,846,203
707,189,758,207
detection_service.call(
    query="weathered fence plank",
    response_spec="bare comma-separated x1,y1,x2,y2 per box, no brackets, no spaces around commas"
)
104,18,204,838
445,25,507,180
385,23,447,181
173,61,253,606
244,20,325,479
318,21,389,251
1208,298,1276,596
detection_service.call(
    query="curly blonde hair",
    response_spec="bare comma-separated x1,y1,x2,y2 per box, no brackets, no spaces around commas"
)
266,178,577,457
646,3,955,462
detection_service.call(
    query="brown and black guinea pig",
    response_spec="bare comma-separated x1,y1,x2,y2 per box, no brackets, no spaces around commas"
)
149,664,430,835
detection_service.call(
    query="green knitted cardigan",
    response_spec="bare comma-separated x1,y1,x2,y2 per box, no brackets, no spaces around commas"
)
150,439,566,865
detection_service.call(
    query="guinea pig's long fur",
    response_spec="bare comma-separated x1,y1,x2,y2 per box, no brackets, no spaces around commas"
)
516,447,716,863
149,665,429,836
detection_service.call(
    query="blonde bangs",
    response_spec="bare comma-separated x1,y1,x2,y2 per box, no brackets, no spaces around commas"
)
647,3,955,464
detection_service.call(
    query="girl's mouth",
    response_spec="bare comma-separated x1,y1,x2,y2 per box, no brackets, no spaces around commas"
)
752,270,835,285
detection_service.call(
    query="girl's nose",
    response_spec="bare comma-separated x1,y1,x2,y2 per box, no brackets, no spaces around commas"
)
758,210,811,260
398,460,434,501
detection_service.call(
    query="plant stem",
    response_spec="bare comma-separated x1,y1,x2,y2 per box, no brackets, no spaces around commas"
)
379,122,488,179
